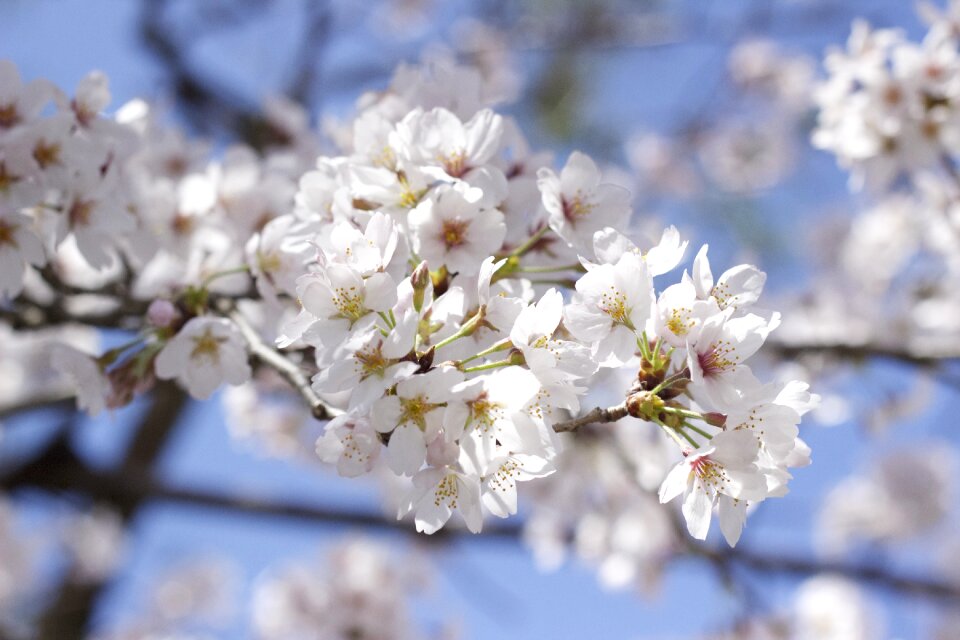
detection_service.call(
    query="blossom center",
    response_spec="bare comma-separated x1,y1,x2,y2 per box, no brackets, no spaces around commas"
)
190,329,226,363
331,285,366,321
488,459,520,492
599,285,632,327
354,342,388,380
666,307,695,336
0,219,17,247
440,218,471,250
398,186,421,209
257,250,282,275
433,474,459,508
440,150,467,178
0,162,21,193
399,394,438,430
470,394,505,433
690,455,728,492
698,340,737,376
0,104,19,129
562,191,594,223
69,200,95,227
33,140,61,169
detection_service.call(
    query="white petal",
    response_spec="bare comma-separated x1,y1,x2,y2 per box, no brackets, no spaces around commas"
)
386,424,425,476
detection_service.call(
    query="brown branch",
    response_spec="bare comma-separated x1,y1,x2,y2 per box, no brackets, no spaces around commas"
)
6,447,959,603
552,402,629,433
687,541,960,602
226,306,334,421
0,394,74,421
31,383,189,640
286,1,331,107
767,338,960,367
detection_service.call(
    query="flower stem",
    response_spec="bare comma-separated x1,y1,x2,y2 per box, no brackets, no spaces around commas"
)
202,265,250,289
432,313,482,351
459,338,513,366
650,369,689,396
514,262,582,274
684,422,714,440
654,416,689,449
463,358,513,373
508,225,550,258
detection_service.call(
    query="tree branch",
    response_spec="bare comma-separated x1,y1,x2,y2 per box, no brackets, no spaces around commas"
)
6,449,959,603
552,402,629,433
30,384,189,640
226,306,334,421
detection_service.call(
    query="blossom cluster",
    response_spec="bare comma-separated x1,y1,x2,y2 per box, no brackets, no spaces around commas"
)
0,57,814,544
814,14,960,190
787,4,960,357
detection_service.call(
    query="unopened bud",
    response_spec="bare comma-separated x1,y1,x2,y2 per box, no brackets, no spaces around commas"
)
703,412,727,428
411,261,430,312
147,299,179,328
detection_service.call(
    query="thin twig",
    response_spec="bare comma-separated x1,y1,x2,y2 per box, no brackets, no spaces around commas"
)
226,307,334,421
552,402,629,433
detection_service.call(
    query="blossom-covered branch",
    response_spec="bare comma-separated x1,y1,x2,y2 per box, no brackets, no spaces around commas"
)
0,56,815,545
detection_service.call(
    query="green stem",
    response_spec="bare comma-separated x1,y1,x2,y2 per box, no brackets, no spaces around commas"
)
638,331,652,362
677,427,700,449
684,422,714,440
515,262,582,274
661,406,702,420
99,337,146,366
432,313,481,351
508,225,550,258
651,336,664,368
202,265,250,288
523,278,578,288
650,370,689,396
463,358,513,373
459,338,513,366
654,416,689,449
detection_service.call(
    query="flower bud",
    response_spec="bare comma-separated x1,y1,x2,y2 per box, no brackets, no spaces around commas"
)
147,299,180,328
703,412,727,428
411,261,430,312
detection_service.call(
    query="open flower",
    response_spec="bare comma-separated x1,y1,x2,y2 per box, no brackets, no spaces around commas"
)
154,317,252,399
50,343,110,416
408,182,506,276
371,366,464,476
658,429,768,545
537,151,631,254
564,252,653,366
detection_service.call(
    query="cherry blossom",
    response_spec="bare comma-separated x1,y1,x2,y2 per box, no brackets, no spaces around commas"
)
154,317,252,399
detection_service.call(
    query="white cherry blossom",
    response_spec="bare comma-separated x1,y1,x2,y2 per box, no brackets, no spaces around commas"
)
408,182,506,276
154,317,252,399
565,252,653,366
537,151,631,254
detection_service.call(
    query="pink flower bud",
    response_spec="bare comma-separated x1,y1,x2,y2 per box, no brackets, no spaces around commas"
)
147,299,180,328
